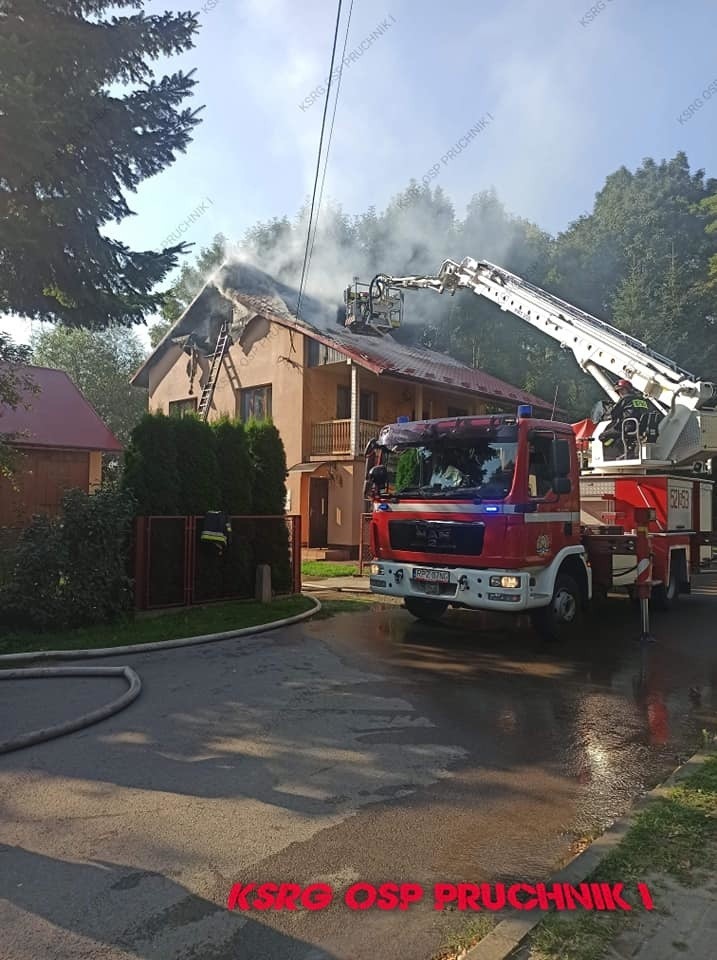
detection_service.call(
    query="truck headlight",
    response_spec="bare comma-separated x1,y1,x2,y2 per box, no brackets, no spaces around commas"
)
370,563,384,575
489,575,521,589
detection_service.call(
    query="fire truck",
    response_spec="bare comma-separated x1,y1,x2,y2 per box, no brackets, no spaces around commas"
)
360,258,717,639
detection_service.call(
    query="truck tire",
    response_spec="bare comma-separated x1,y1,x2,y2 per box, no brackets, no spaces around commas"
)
652,569,679,612
530,574,581,641
404,597,448,621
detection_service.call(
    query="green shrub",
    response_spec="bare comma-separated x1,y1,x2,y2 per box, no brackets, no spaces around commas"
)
246,420,287,514
213,417,252,514
123,412,179,514
0,484,135,630
172,414,220,515
246,420,291,591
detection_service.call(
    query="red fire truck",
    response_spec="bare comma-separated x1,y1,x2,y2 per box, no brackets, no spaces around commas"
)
359,259,717,639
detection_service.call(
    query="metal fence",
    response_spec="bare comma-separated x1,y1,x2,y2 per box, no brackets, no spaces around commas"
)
133,514,301,611
358,512,375,575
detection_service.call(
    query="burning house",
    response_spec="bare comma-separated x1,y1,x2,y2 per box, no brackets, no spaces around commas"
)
131,261,552,557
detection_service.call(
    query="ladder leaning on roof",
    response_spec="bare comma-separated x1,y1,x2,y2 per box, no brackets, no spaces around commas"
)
197,321,230,421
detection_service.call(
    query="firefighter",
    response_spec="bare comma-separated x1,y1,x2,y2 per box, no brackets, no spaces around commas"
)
601,379,651,458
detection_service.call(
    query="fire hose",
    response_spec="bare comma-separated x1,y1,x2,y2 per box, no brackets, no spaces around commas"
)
0,597,321,755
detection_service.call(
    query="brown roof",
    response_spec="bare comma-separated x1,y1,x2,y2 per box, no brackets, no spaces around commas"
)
303,327,554,409
0,366,123,452
131,260,555,410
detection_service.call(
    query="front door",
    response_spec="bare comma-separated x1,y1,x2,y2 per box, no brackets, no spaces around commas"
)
309,478,329,547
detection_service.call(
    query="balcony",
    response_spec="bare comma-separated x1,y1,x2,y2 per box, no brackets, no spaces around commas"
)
311,419,381,456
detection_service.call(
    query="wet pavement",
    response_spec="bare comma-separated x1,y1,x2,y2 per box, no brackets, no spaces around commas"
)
0,573,716,960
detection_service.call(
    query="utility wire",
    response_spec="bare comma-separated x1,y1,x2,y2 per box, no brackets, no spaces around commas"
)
295,0,344,321
305,0,355,283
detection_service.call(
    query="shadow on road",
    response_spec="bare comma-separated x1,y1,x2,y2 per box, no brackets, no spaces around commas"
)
0,845,338,960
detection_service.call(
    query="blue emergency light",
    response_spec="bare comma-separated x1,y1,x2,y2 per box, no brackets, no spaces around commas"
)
397,415,410,423
517,405,532,418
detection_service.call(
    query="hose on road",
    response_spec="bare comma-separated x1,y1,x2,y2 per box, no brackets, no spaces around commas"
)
0,597,321,754
0,666,141,755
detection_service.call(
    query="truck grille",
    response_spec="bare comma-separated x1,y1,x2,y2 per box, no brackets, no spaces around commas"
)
388,520,485,555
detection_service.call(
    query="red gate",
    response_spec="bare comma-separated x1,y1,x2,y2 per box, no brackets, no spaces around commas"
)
133,514,301,610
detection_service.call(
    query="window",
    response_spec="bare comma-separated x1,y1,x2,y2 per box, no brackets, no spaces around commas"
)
168,397,197,418
336,385,351,419
336,387,378,421
447,405,469,417
360,390,378,421
240,384,272,421
528,433,554,498
307,339,345,367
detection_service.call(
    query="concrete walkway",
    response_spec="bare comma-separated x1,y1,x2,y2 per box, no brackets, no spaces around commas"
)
302,575,372,593
607,867,717,960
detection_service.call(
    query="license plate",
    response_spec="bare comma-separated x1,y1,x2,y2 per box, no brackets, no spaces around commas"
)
412,568,450,583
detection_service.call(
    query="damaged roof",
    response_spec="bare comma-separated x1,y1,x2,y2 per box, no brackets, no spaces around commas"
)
131,259,554,410
1,367,123,452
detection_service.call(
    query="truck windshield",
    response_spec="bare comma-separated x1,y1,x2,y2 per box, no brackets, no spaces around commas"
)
382,435,519,500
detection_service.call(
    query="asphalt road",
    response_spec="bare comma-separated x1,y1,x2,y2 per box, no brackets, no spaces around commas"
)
1,574,716,960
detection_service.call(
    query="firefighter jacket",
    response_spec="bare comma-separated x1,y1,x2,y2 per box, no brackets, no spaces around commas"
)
201,512,233,551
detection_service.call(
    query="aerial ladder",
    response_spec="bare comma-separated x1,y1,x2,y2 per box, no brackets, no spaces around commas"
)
366,258,717,474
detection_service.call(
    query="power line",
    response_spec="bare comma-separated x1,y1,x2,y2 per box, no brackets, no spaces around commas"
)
295,0,344,321
305,0,355,283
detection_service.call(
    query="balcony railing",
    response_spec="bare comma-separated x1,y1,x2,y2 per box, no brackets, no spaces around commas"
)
311,419,381,456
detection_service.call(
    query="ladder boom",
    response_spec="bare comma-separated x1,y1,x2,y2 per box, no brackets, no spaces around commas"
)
370,258,717,471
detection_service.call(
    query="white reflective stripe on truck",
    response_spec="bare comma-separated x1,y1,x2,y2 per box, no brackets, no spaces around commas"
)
524,512,582,523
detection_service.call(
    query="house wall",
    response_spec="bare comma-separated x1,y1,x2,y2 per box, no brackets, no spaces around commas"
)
145,322,493,551
0,448,92,527
303,364,487,438
147,319,307,524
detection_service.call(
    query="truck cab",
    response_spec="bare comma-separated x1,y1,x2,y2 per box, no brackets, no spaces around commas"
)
365,406,592,637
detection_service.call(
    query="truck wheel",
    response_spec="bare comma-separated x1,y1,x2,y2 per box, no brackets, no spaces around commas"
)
530,574,581,641
404,598,448,621
652,569,679,612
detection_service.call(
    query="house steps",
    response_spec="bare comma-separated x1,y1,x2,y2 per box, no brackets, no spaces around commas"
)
302,548,353,562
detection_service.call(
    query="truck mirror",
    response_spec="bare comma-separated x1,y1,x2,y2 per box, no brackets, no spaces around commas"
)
552,476,572,495
367,464,388,494
552,438,571,477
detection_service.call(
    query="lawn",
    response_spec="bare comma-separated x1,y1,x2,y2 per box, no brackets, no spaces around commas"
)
0,595,316,656
301,561,359,578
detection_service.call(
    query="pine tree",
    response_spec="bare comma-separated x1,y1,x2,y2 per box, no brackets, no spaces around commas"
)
0,0,201,327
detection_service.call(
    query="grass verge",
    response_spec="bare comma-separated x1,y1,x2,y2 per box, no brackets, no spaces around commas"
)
433,914,498,960
0,595,316,655
301,561,359,578
527,754,717,960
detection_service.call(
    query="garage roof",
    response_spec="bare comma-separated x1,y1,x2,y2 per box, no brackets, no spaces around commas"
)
0,367,123,452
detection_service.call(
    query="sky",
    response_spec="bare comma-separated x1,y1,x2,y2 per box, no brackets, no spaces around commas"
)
4,0,717,348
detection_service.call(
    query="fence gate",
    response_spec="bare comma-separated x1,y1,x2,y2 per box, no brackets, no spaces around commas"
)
133,514,301,610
